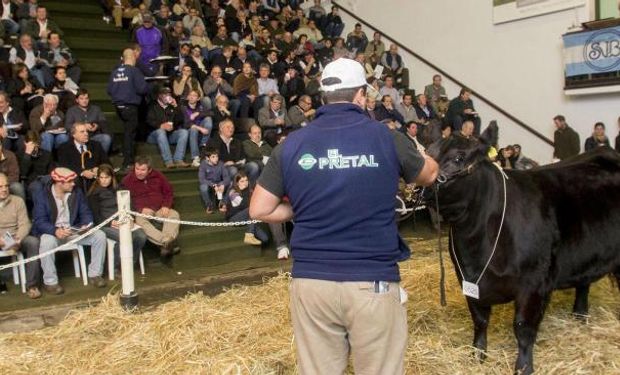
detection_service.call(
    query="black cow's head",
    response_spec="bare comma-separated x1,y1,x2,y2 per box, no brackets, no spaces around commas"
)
427,121,499,184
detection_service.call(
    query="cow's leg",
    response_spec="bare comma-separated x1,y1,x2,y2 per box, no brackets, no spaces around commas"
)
572,283,590,318
466,300,491,362
513,291,550,375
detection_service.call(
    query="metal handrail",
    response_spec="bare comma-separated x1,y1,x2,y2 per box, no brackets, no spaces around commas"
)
332,0,554,146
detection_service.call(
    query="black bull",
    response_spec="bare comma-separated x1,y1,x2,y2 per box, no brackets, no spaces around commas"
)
426,124,620,375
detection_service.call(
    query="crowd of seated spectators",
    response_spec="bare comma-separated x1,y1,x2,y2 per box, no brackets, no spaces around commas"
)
1,0,619,299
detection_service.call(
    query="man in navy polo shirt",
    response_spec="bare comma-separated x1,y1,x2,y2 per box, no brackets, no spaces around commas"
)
250,58,438,374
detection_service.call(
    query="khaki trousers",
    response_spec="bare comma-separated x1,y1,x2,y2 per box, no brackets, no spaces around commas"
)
112,6,139,27
135,209,180,246
290,278,408,375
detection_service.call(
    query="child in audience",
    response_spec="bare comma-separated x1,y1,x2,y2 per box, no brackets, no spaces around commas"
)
198,147,230,214
87,164,147,270
226,171,267,246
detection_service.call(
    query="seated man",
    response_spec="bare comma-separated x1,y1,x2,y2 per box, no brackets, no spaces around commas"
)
23,5,63,46
457,120,475,140
122,156,181,257
346,23,368,53
424,74,446,114
380,44,408,89
396,93,419,125
375,95,405,129
18,130,53,200
32,167,107,294
64,88,112,154
0,172,41,299
287,94,315,129
0,140,25,200
414,93,437,125
242,124,273,182
255,63,280,113
0,90,28,153
258,94,291,147
205,119,246,179
29,93,66,152
57,123,109,191
40,32,81,85
446,87,480,134
9,33,53,87
146,86,190,169
403,121,426,155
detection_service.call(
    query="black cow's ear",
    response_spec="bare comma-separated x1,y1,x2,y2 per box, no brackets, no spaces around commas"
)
479,120,499,146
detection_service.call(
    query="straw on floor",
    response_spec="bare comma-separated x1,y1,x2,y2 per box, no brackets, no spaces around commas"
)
0,238,618,375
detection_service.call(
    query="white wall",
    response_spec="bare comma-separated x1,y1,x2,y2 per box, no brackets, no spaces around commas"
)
335,0,620,163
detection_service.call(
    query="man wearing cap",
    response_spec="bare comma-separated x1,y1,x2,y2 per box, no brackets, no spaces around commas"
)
32,167,108,294
107,48,149,169
250,58,439,374
131,12,166,71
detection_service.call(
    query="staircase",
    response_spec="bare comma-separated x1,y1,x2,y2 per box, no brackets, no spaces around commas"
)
43,0,281,276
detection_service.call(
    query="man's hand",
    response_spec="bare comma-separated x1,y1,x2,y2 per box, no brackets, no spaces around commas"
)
190,112,200,121
142,207,155,216
111,220,120,229
161,122,173,131
274,117,285,125
55,227,71,239
224,161,234,166
247,94,256,102
157,207,170,218
81,169,96,179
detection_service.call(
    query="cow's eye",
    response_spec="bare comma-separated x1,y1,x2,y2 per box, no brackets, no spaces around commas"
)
454,155,464,163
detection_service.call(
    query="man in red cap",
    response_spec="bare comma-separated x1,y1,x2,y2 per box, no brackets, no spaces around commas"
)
32,167,107,294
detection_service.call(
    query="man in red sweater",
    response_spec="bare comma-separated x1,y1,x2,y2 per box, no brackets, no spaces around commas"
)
122,155,180,257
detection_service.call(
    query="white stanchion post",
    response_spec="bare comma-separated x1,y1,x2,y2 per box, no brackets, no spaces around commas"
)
117,190,138,310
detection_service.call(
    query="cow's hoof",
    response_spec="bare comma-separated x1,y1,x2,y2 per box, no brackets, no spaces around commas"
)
572,311,589,322
472,348,487,363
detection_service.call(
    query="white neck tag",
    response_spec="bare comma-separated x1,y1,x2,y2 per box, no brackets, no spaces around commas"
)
462,281,480,299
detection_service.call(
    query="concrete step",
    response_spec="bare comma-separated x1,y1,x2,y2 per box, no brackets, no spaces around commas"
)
45,1,102,16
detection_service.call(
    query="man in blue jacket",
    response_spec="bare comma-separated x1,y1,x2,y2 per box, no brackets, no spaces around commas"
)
107,48,149,169
32,167,107,294
250,58,438,374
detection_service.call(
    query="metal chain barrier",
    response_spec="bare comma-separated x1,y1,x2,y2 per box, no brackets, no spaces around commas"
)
128,210,261,226
0,213,119,272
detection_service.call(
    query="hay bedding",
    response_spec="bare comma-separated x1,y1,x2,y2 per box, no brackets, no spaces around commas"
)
0,239,619,375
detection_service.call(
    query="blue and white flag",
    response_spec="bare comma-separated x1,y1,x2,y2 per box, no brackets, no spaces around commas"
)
563,26,620,77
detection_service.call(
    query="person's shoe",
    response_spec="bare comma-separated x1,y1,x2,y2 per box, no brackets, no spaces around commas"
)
277,246,290,260
244,233,262,246
27,287,42,299
44,284,64,295
165,161,176,169
174,160,191,168
191,156,201,167
206,207,214,214
88,276,107,288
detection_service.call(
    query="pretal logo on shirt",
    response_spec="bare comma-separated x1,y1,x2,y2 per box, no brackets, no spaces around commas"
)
298,149,379,171
298,153,317,170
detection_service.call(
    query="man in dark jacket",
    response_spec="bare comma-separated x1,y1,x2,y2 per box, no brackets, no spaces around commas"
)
65,88,112,154
446,87,480,134
33,167,107,294
206,118,245,178
553,115,580,161
0,90,28,152
146,86,189,168
57,122,109,191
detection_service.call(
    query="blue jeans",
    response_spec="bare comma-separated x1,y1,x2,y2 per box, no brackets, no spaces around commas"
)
147,128,189,163
91,133,113,154
199,183,229,209
325,22,344,38
244,161,261,183
40,132,69,152
1,19,19,34
188,117,213,158
229,208,267,240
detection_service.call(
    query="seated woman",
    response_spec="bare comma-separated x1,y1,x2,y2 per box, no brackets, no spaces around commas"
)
226,171,268,246
6,63,44,116
87,164,147,271
584,122,610,152
172,65,203,105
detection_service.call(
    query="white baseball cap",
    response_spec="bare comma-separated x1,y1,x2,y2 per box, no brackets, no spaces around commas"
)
320,58,368,92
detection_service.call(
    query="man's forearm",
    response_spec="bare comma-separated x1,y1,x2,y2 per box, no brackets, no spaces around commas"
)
251,201,293,223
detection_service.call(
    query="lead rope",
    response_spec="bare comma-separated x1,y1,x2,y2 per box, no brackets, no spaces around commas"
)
451,163,509,289
435,186,447,307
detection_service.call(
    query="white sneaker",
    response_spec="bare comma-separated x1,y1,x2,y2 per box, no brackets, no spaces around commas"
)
277,246,290,260
191,156,201,167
